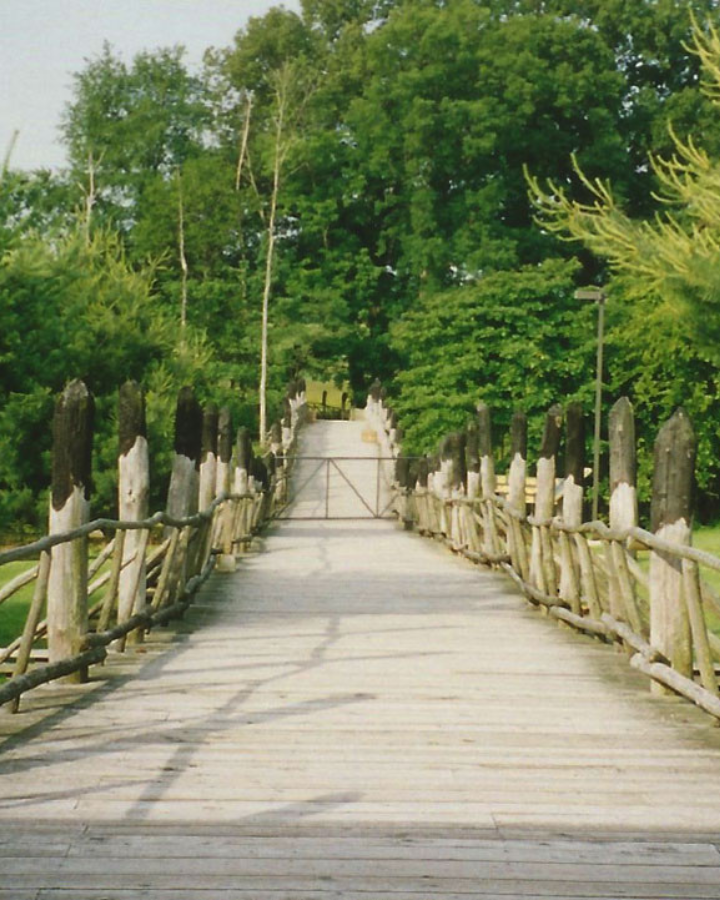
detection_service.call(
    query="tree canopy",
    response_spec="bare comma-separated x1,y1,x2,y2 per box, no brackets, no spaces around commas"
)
4,0,720,527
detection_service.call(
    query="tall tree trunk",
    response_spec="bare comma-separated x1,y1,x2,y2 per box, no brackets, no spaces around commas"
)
177,168,188,332
259,97,285,446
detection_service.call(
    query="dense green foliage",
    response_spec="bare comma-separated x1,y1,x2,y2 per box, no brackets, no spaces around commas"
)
4,0,720,528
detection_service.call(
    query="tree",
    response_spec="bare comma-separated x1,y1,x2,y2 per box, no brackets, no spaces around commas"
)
390,258,593,455
526,16,720,352
61,44,208,231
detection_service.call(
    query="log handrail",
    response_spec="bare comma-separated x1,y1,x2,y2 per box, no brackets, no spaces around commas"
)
369,385,720,725
0,380,308,711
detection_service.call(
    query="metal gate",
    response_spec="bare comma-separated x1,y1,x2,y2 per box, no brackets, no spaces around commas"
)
275,456,397,520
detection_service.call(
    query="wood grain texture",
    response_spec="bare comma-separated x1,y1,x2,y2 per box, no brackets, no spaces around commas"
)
2,420,720,897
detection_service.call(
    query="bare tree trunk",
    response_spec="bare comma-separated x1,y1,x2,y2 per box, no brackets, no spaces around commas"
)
2,129,19,176
259,96,285,446
235,94,254,192
84,149,98,245
177,168,188,332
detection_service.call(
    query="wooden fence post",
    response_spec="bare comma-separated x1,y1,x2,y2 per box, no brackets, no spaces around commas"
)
609,397,637,531
530,404,562,597
477,403,499,558
215,407,236,573
608,397,643,633
166,387,202,523
558,402,583,613
270,420,282,456
287,380,299,426
235,426,252,495
508,411,528,514
415,457,430,533
466,422,480,500
389,410,399,450
199,403,219,513
395,453,412,530
366,379,382,425
215,407,232,498
650,408,695,687
282,398,293,451
234,426,253,550
447,432,466,548
507,411,530,582
164,387,202,601
117,381,149,637
379,386,389,430
47,380,94,680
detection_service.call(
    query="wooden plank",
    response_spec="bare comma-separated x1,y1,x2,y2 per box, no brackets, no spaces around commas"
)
3,419,720,898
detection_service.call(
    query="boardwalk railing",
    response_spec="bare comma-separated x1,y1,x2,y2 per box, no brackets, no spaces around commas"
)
0,378,307,712
369,386,720,723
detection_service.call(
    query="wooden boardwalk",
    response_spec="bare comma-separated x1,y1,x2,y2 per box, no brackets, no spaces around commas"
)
2,420,720,898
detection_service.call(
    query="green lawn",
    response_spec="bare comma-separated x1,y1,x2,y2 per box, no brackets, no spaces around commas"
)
0,560,38,649
305,380,351,409
690,524,720,634
0,549,113,651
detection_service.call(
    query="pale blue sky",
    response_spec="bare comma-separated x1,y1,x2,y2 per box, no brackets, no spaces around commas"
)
0,0,301,171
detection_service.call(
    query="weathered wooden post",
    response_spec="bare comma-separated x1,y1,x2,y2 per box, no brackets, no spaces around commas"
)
117,381,149,638
215,408,232,498
297,377,307,408
215,407,236,573
282,398,293,452
199,403,219,513
607,397,643,632
507,411,530,582
235,426,252,495
234,426,253,551
395,453,412,530
269,420,282,456
477,403,499,558
252,456,270,530
466,422,480,500
287,380,299,425
609,397,637,532
650,409,695,687
269,420,285,507
415,456,430,533
389,410,399,450
166,387,202,523
379,386,389,431
558,402,583,613
530,405,562,597
395,425,404,452
164,386,202,601
366,379,382,425
447,432,466,548
47,380,94,679
508,412,528,514
193,403,219,576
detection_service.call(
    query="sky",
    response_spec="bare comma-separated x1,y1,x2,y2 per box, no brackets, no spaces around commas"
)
0,0,301,171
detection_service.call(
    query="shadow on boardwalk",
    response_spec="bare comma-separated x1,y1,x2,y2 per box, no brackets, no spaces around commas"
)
2,421,720,897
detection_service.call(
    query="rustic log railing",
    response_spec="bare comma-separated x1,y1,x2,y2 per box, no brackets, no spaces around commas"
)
0,378,307,712
369,386,720,724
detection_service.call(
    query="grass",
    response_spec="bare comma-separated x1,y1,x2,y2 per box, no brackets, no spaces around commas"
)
305,380,350,409
0,560,38,649
0,548,114,652
689,523,720,635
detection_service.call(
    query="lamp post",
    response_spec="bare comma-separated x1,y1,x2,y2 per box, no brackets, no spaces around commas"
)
574,287,607,522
